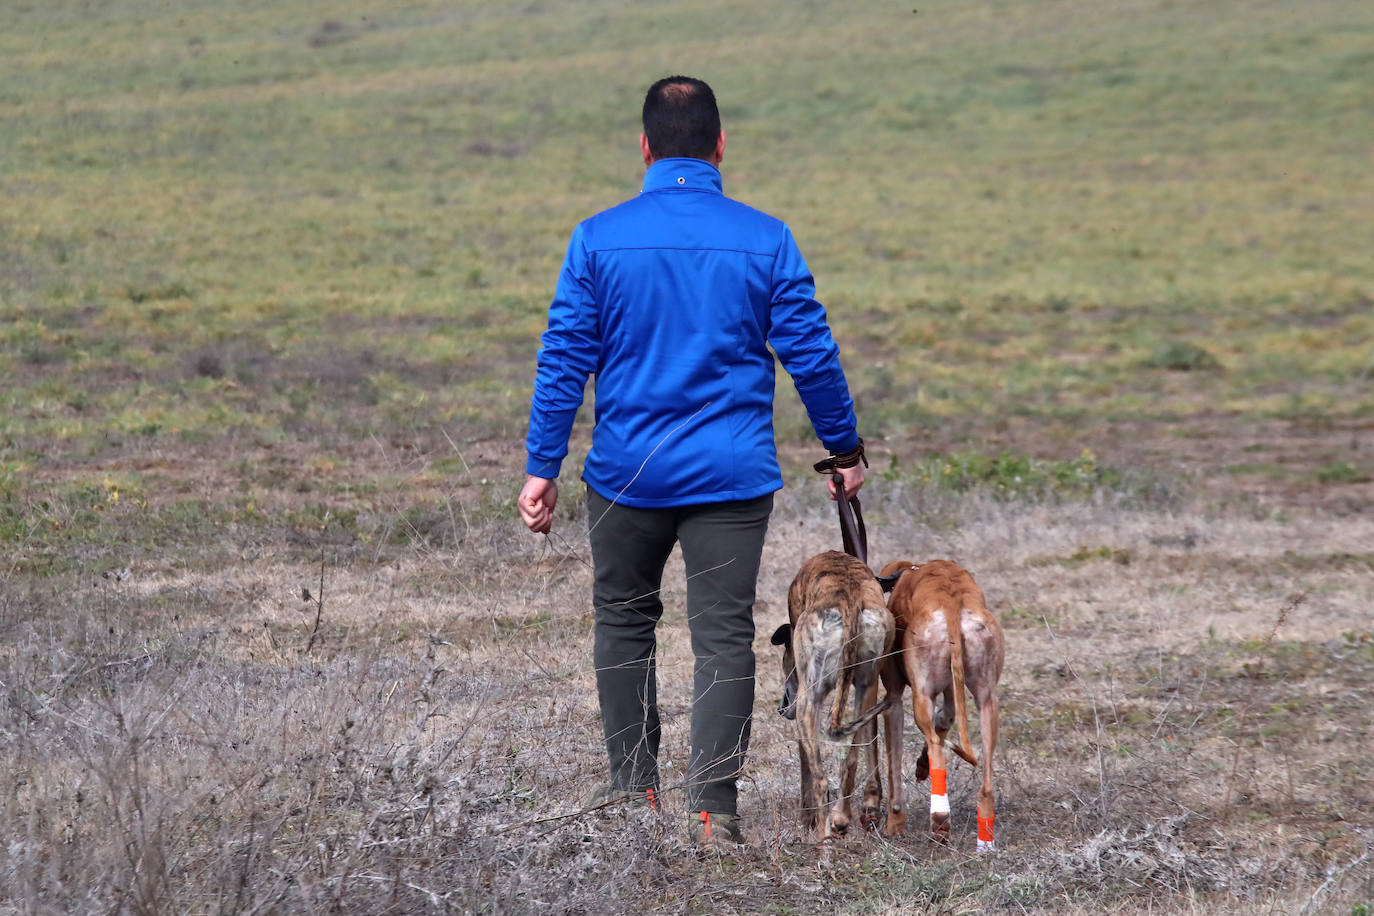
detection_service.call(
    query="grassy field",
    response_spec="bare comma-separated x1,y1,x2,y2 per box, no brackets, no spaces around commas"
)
2,0,1372,912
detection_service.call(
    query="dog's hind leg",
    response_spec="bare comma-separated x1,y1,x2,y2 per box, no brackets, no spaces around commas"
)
932,688,954,737
831,695,863,837
883,704,906,834
795,640,835,844
796,696,829,841
975,690,1000,853
857,682,884,832
880,665,907,835
832,671,881,836
910,688,950,843
797,738,818,832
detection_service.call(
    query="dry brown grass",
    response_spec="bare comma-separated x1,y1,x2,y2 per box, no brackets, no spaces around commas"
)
2,479,1372,914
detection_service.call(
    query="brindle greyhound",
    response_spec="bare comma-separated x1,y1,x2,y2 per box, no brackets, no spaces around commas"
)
877,559,1005,852
771,550,894,847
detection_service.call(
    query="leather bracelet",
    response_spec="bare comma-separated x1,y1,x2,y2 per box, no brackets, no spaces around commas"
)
813,436,867,473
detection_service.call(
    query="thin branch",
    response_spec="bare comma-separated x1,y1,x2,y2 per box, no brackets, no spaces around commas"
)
305,547,326,654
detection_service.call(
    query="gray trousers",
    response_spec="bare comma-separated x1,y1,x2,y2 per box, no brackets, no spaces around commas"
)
586,487,773,816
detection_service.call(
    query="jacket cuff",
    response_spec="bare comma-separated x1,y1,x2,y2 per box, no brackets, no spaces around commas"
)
525,454,563,479
822,430,861,454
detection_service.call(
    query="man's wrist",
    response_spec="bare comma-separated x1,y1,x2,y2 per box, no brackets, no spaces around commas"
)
828,437,867,469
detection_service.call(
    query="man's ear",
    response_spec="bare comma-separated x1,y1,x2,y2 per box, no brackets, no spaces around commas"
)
640,133,653,166
770,623,791,646
712,129,725,165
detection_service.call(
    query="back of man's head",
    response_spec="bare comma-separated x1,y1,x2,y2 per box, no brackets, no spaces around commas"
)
642,76,720,161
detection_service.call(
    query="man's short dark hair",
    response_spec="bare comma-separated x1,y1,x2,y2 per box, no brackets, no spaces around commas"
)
642,76,720,161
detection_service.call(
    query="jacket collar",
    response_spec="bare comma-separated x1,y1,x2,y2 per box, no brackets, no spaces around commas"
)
641,157,723,194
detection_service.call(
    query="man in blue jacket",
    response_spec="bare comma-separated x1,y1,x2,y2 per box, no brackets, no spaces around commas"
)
518,75,865,847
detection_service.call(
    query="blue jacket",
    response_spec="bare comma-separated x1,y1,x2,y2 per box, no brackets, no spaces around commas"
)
525,157,859,508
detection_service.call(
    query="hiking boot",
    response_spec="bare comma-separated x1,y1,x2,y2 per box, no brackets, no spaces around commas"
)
687,810,745,850
584,784,659,812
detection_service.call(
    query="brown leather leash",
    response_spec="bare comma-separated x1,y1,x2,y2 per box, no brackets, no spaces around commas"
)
814,438,908,594
813,439,869,566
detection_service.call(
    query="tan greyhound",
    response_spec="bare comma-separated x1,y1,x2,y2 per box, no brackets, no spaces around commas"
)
878,559,1004,852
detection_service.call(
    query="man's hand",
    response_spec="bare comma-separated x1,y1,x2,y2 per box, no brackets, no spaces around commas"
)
518,476,558,534
827,463,864,500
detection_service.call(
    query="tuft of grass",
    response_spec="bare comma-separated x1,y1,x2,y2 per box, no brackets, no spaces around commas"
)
1141,340,1224,372
1316,462,1372,484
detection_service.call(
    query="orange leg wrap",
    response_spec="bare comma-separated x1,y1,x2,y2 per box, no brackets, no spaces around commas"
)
929,768,949,816
977,814,996,852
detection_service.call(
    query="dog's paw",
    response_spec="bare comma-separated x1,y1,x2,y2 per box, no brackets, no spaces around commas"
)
885,810,907,836
929,812,950,844
859,806,882,833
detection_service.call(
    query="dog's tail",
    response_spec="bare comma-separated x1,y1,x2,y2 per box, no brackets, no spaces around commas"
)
829,601,884,739
828,610,858,739
945,600,978,767
827,692,891,740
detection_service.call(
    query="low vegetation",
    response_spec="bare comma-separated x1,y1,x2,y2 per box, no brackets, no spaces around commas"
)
4,476,1372,913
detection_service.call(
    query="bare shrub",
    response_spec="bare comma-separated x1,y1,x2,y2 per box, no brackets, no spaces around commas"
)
1051,814,1236,896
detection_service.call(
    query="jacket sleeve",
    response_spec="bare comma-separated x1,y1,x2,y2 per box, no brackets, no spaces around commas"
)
767,226,860,454
525,224,600,478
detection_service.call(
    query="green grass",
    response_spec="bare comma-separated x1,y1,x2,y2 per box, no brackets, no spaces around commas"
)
2,0,1373,555
1316,461,1373,485
883,447,1122,499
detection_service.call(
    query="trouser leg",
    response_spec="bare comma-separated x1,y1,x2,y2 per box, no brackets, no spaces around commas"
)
586,488,676,793
677,493,773,815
